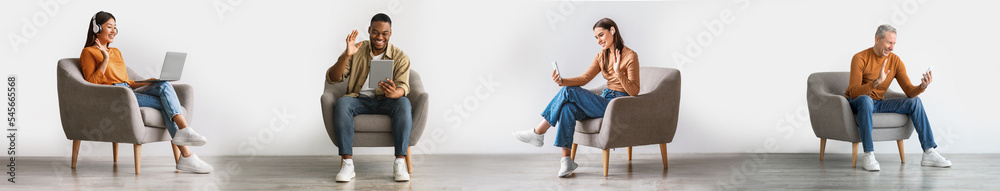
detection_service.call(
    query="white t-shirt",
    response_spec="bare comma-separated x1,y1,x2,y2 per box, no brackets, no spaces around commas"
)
359,52,386,97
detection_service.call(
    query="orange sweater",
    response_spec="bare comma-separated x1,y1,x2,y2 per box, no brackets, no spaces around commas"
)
79,47,132,85
561,46,641,96
844,47,924,100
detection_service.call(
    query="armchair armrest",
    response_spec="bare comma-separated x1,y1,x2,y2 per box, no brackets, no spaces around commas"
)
57,63,145,143
320,81,350,131
405,89,429,145
600,69,681,148
806,73,858,142
172,83,194,121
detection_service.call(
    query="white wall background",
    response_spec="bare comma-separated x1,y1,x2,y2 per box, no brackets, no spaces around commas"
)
2,0,998,158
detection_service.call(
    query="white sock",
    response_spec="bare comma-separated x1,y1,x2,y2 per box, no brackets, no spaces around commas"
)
561,157,571,160
343,159,353,164
395,158,405,163
924,148,935,154
865,152,873,155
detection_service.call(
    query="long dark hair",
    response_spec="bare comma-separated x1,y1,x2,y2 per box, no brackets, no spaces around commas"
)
593,18,624,54
85,11,115,47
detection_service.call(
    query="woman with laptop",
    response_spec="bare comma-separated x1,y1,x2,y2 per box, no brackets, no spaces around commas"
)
78,11,213,173
512,18,641,177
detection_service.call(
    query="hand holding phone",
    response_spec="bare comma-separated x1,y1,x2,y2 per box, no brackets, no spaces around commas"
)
551,61,563,85
920,66,934,89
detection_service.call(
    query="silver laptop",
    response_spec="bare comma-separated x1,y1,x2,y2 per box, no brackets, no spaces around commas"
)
135,52,187,83
368,60,394,87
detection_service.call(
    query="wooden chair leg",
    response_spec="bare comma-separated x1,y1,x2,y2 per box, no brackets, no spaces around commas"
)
659,143,668,169
113,142,119,163
134,144,142,174
172,143,180,164
819,138,827,161
851,142,859,168
570,144,578,161
896,140,905,163
602,149,610,177
71,140,81,168
627,146,633,161
406,146,413,174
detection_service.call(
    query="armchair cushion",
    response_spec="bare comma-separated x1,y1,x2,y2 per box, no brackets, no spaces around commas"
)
139,107,189,128
575,118,602,134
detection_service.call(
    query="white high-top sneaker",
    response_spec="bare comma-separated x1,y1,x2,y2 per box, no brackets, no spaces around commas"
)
862,152,880,171
393,158,410,182
336,159,356,182
558,157,578,177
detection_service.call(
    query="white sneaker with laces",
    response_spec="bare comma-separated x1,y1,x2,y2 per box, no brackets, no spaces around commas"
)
513,129,544,147
336,159,355,182
172,127,207,146
176,153,213,174
558,157,578,177
861,152,880,171
394,158,410,182
921,148,952,167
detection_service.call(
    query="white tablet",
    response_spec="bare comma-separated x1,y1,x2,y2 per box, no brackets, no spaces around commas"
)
369,60,394,88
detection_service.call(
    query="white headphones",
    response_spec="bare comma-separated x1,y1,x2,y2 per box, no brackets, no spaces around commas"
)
91,14,101,34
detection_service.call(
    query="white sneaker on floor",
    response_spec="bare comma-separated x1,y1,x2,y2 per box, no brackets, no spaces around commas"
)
558,157,578,177
513,129,544,147
172,127,207,146
176,154,213,174
861,152,880,171
336,159,355,182
394,158,410,182
921,148,952,167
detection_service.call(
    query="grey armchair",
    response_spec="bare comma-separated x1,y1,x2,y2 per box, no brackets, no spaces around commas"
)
569,67,681,176
320,70,428,174
57,58,191,174
807,72,913,167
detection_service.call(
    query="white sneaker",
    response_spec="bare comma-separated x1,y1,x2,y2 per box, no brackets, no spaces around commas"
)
513,129,544,147
176,154,213,174
172,127,207,146
393,158,410,182
921,148,952,167
861,152,880,171
336,159,355,182
558,157,578,177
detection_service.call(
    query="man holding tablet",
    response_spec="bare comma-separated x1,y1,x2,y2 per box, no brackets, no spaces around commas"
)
845,24,950,172
325,13,413,182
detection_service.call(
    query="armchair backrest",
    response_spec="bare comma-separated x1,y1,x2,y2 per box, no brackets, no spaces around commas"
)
807,72,907,99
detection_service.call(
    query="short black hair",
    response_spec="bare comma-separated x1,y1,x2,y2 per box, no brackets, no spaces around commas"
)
371,13,391,25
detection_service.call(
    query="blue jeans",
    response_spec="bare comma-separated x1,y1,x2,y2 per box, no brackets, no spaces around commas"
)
848,95,937,152
540,86,629,149
332,96,412,156
113,82,185,137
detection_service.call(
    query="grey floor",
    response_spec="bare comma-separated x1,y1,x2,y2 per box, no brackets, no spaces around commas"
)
5,153,999,190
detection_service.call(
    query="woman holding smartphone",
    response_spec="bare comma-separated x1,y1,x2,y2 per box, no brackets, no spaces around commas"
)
513,18,640,177
79,11,213,173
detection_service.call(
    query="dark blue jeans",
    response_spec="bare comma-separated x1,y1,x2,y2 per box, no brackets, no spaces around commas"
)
848,95,937,152
541,86,629,149
113,82,184,137
332,96,412,156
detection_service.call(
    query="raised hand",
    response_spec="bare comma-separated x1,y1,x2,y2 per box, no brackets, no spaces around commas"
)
875,58,888,87
345,29,362,56
93,38,109,56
